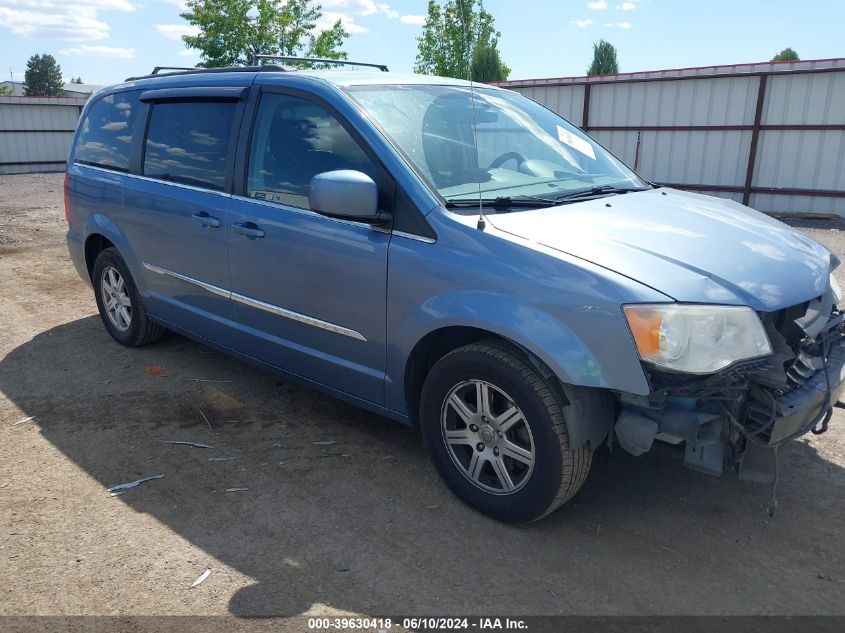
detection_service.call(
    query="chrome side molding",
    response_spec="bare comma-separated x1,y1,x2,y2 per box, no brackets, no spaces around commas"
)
141,261,367,341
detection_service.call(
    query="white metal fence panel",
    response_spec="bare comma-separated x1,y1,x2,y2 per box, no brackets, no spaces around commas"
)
0,96,85,175
497,59,845,217
518,85,584,126
589,76,758,127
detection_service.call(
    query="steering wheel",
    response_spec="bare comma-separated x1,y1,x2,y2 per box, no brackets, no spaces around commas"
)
489,152,527,170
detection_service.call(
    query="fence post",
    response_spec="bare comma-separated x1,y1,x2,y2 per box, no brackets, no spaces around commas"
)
743,74,768,206
581,82,591,131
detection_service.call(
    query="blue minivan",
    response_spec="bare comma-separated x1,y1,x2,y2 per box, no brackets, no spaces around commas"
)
65,60,843,522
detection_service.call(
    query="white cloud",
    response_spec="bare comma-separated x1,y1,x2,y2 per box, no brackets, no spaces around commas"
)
61,44,136,58
604,21,634,28
572,18,593,28
155,23,200,40
616,1,638,9
322,0,379,15
322,0,401,21
0,0,133,41
587,0,607,9
378,3,398,18
400,14,426,25
319,12,369,34
177,48,198,57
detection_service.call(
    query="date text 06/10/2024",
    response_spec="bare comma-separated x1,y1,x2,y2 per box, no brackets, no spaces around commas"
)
306,617,529,630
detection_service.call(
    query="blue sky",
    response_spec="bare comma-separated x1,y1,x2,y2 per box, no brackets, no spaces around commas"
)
0,0,843,86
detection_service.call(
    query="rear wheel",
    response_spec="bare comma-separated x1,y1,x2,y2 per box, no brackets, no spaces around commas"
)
92,247,165,347
420,342,592,523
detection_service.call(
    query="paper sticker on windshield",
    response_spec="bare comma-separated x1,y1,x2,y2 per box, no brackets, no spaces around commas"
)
557,125,596,160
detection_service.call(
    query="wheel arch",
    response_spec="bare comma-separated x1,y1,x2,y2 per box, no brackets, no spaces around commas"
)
402,323,616,450
84,233,116,282
81,214,146,293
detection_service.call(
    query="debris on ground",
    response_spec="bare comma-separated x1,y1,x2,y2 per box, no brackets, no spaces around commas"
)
163,440,215,449
190,569,211,588
278,458,293,465
334,562,351,572
13,415,34,426
197,406,213,431
312,440,336,446
106,474,165,496
320,453,352,459
144,366,164,376
208,456,236,462
226,487,248,492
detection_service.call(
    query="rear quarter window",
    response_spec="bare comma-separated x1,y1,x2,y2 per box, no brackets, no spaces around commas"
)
73,91,140,172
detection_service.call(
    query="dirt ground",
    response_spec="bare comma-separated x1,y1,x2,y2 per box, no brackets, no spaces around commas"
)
1,173,844,620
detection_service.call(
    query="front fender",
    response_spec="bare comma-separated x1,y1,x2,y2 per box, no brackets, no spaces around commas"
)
386,290,650,415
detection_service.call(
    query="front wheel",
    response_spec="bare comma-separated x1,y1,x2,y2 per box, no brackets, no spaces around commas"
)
420,342,592,523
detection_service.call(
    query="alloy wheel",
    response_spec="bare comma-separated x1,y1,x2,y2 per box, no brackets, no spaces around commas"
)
100,265,132,332
440,379,535,494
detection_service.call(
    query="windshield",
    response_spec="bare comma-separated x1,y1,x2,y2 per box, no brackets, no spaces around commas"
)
345,84,648,211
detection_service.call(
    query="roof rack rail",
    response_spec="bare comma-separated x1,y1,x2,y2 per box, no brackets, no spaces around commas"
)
125,64,291,82
250,55,389,72
151,66,198,75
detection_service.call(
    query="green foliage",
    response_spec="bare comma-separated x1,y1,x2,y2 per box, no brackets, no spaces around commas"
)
586,40,619,76
23,54,64,96
181,0,348,69
414,0,509,80
70,76,84,84
0,85,13,96
470,43,507,82
772,47,799,62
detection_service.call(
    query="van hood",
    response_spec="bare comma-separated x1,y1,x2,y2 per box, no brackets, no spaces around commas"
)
487,187,832,312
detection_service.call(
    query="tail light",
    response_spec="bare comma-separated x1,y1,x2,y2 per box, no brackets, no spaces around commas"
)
64,172,70,223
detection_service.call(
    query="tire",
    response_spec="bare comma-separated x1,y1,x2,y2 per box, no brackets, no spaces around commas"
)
420,341,592,523
92,247,165,347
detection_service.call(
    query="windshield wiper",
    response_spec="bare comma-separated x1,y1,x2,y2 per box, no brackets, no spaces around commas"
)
552,184,651,202
444,195,559,209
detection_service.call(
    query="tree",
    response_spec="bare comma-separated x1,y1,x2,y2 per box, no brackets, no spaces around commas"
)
23,54,64,96
181,0,348,69
470,43,507,82
586,39,619,76
0,85,13,96
70,76,84,84
414,0,510,80
772,47,799,62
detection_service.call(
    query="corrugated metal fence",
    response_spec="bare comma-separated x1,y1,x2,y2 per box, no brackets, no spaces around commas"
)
0,96,85,175
495,58,845,217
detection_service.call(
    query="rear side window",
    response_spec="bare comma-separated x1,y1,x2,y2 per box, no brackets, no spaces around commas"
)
247,93,376,209
143,101,237,191
74,91,140,172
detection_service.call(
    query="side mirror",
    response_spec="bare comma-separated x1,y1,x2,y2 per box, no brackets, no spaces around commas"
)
310,170,386,223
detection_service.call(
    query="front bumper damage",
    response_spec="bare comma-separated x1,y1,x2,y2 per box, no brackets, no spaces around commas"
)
614,300,845,483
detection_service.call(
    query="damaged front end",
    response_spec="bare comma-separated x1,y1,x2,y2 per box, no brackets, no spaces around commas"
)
615,292,845,484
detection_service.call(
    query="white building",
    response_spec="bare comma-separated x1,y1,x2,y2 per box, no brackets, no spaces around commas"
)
0,80,102,98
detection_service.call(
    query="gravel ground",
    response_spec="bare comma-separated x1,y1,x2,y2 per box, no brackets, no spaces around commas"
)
1,173,844,621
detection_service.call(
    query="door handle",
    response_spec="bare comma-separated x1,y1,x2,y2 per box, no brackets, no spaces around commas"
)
232,222,265,239
191,212,221,228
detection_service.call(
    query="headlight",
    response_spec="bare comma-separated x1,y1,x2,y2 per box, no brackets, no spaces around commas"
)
623,304,772,374
830,273,842,306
